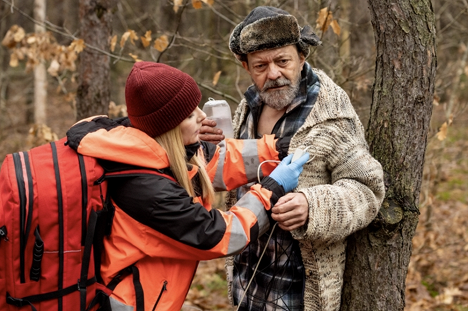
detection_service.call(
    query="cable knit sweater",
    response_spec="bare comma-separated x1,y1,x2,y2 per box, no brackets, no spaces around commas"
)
225,68,385,311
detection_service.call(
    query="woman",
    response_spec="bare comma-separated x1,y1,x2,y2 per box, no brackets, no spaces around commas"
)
66,62,309,311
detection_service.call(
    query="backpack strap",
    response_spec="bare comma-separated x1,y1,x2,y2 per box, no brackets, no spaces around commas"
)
6,277,97,311
78,154,88,247
50,142,65,311
79,209,99,310
85,264,144,311
12,151,34,284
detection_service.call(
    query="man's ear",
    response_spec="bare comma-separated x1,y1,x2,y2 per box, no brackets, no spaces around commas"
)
299,53,306,71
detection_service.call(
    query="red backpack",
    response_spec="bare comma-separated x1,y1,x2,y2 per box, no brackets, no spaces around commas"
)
0,137,170,311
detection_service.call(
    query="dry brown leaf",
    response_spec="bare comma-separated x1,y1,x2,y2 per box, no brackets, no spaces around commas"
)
120,32,130,48
141,30,152,48
13,26,26,42
316,8,332,33
436,122,448,141
192,0,203,9
212,71,221,86
110,35,117,52
330,19,341,36
26,35,37,45
120,30,138,48
47,59,60,77
129,53,142,62
70,39,85,53
173,0,183,13
436,287,463,304
154,35,169,52
9,52,19,67
2,25,25,48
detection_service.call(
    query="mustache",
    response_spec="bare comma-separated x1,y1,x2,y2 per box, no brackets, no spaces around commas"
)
261,77,291,92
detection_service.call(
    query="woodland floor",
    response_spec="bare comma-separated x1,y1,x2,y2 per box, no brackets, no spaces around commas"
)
1,79,467,311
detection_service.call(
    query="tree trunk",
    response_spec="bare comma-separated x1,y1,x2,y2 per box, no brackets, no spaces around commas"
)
76,0,116,121
33,0,47,125
340,1,436,310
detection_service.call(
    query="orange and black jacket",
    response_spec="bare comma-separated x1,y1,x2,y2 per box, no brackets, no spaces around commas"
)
66,116,289,311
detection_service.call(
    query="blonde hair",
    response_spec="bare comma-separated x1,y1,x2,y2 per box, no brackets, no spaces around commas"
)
155,126,215,205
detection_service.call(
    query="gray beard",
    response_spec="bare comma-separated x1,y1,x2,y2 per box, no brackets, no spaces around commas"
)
257,76,300,110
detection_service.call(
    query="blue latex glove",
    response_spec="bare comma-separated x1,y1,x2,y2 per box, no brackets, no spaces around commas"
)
269,152,310,192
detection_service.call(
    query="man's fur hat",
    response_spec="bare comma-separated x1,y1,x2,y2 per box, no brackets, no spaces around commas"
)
229,6,321,59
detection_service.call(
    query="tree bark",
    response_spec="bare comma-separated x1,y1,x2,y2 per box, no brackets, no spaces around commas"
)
76,0,116,121
341,1,436,310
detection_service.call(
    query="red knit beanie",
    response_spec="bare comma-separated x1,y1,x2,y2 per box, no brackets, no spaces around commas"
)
125,61,202,137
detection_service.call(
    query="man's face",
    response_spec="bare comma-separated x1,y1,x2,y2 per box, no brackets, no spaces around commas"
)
242,45,305,110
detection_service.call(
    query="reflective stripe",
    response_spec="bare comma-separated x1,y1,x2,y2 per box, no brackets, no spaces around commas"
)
242,139,261,182
213,140,227,190
226,213,248,255
110,296,134,311
236,192,270,236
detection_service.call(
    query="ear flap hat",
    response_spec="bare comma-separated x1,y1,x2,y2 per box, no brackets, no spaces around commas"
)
229,6,321,59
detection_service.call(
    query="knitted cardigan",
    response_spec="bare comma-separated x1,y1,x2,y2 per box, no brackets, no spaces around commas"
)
225,68,385,311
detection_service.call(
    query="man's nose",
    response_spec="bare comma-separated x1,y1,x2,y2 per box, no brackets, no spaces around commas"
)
266,63,282,81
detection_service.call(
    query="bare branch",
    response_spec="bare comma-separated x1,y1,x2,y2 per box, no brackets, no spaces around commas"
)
197,83,240,105
2,0,134,63
156,0,189,63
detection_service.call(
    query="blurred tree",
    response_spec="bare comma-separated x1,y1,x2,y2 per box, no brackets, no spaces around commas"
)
76,0,116,121
33,0,47,124
341,1,436,310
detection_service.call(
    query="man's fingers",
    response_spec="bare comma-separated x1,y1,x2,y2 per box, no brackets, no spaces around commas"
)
201,119,217,127
200,125,223,135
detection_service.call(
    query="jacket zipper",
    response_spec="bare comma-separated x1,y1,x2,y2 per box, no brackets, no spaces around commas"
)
151,281,168,311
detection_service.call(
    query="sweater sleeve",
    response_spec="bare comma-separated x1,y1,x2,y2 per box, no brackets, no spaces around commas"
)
290,118,385,245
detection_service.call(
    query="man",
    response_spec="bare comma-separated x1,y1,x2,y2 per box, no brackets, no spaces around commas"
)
200,6,385,311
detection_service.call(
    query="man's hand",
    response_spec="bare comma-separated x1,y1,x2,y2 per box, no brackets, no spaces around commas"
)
199,119,225,144
271,193,308,231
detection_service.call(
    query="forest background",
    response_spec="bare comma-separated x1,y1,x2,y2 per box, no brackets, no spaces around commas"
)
0,0,467,310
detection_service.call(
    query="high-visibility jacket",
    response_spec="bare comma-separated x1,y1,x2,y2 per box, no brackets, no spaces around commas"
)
66,116,287,311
